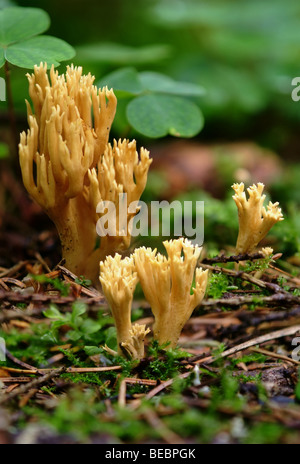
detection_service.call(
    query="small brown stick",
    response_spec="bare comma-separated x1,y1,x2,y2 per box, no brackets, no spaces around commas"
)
142,408,185,445
0,280,10,291
34,252,51,273
0,290,104,305
0,366,66,405
200,293,300,307
1,377,33,383
193,324,300,365
249,346,300,366
0,306,43,324
1,278,26,288
146,372,190,400
19,388,38,408
5,350,44,375
57,265,102,299
1,365,122,375
202,252,265,264
0,261,28,279
202,263,288,294
118,378,127,407
118,377,157,407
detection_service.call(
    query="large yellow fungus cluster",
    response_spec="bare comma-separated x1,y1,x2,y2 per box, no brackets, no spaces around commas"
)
99,238,208,357
19,63,151,285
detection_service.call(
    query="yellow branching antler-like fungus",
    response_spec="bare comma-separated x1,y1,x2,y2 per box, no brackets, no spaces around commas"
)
99,254,138,355
121,323,150,359
134,238,208,348
87,139,152,261
19,63,152,284
232,182,283,254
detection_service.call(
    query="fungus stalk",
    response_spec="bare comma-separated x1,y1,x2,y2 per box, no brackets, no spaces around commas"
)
134,238,208,349
232,182,283,255
19,64,151,285
99,254,138,355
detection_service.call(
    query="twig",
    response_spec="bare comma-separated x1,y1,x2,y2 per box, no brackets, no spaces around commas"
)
146,373,190,400
0,290,104,306
118,377,157,407
202,252,266,264
201,263,291,294
142,408,185,445
34,252,51,273
0,366,66,405
5,350,44,375
57,265,103,299
201,293,300,307
2,365,122,375
249,346,300,366
193,324,300,365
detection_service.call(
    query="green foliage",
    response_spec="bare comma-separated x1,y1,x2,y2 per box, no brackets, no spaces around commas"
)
74,276,92,288
30,274,70,296
147,0,300,124
144,340,191,380
0,142,9,158
207,273,231,299
99,67,205,138
230,352,267,367
244,423,284,444
0,323,55,366
271,204,300,257
0,7,75,69
243,255,273,273
75,43,172,66
210,371,245,412
43,302,108,345
174,190,238,250
127,94,203,138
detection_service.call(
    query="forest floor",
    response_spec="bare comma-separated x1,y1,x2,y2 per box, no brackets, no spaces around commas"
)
0,233,300,444
0,139,300,444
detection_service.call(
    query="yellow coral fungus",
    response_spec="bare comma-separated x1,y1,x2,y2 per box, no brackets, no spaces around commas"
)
19,63,151,284
232,182,283,255
134,238,208,348
121,324,150,359
99,254,138,355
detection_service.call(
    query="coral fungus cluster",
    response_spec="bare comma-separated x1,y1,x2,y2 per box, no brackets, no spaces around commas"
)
232,182,283,254
19,63,151,285
19,64,284,360
100,238,208,357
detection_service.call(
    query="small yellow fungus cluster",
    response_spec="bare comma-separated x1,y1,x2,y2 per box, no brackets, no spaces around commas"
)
99,254,149,358
232,182,283,254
